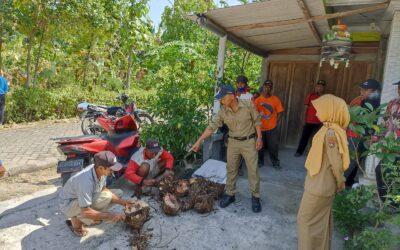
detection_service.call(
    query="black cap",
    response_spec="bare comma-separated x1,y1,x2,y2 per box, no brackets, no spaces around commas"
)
317,80,326,86
263,79,273,87
393,80,400,86
360,79,380,90
145,139,162,153
236,75,248,84
214,85,235,100
94,151,123,171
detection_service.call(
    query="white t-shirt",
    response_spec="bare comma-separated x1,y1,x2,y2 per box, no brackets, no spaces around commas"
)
130,147,162,178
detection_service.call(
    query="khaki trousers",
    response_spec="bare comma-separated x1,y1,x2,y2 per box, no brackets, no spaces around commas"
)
226,138,260,198
64,189,123,224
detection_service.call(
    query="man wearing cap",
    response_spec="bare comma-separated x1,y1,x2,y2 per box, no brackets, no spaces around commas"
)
58,151,132,237
345,79,381,187
191,84,263,213
255,80,284,169
235,75,253,100
234,75,253,176
294,80,326,157
124,139,174,191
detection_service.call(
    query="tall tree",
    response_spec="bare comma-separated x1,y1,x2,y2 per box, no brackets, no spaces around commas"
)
0,0,14,71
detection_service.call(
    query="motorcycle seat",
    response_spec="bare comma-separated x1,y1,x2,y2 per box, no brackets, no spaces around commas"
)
53,134,101,141
105,131,137,148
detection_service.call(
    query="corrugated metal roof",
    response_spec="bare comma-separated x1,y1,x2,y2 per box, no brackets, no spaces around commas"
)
188,0,331,56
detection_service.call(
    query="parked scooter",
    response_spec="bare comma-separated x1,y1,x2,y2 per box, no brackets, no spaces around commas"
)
78,93,154,135
54,113,140,185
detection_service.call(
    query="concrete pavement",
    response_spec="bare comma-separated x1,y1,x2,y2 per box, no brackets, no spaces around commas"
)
0,149,344,250
0,119,82,176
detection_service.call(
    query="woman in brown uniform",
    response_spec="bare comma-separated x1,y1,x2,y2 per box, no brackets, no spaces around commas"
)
297,94,350,250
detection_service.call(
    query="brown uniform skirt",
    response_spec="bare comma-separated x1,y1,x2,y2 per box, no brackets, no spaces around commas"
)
297,191,334,250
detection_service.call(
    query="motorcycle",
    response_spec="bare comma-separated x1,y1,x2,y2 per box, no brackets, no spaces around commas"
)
54,112,140,186
78,93,154,135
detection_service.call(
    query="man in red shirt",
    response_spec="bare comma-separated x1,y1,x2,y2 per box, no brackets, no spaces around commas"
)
255,80,284,168
294,80,326,157
124,139,174,192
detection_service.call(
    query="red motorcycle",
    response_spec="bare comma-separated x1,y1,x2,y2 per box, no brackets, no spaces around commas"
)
54,114,140,185
79,93,154,135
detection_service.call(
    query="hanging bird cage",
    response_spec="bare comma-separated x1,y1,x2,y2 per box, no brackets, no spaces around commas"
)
320,19,352,69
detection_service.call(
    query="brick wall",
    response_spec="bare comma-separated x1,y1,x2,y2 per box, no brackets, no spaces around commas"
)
381,10,400,103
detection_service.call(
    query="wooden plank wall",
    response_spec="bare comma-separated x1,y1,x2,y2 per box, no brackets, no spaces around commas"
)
267,61,373,147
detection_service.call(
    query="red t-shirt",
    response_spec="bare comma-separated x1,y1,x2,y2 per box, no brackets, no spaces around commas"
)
304,92,321,124
346,96,365,138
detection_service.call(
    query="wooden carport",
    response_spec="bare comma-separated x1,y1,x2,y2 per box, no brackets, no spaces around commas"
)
188,0,392,147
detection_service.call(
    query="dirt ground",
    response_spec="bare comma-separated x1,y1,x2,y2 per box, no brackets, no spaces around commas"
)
0,166,60,201
0,149,344,250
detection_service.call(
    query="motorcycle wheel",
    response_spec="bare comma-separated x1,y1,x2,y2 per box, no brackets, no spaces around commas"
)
81,116,105,135
137,113,154,126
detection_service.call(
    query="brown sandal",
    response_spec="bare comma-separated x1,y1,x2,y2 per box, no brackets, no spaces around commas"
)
66,220,88,237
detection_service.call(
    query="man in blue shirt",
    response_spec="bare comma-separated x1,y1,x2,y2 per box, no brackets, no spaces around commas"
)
0,70,9,125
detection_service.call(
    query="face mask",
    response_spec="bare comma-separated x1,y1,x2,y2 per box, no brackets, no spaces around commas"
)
238,87,246,93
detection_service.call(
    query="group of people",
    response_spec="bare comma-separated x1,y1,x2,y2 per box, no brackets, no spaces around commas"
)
58,138,175,236
190,75,399,249
57,74,399,250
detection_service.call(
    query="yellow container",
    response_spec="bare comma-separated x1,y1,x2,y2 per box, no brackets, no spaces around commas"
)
351,32,381,42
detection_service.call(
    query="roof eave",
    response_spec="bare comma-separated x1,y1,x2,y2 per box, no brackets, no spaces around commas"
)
189,13,269,58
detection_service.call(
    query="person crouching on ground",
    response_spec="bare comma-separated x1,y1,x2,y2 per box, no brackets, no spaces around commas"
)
124,139,174,195
297,94,350,250
58,151,133,237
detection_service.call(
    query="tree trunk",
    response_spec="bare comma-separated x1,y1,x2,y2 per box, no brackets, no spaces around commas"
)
125,45,134,89
26,38,33,87
240,51,249,74
83,48,91,85
33,25,46,88
83,35,95,85
0,36,3,71
0,26,3,71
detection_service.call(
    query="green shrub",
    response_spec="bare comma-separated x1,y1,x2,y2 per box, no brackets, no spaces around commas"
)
5,85,153,124
333,186,375,236
344,228,392,250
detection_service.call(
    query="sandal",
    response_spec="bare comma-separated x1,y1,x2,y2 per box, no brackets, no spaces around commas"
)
66,220,88,237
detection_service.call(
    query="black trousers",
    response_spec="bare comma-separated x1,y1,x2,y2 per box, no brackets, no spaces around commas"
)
258,127,280,166
0,95,5,125
295,123,322,154
345,137,365,187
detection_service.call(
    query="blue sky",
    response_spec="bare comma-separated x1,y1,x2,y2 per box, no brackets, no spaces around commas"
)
148,0,242,28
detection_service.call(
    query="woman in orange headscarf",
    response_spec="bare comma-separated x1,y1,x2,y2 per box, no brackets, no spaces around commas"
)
297,94,350,250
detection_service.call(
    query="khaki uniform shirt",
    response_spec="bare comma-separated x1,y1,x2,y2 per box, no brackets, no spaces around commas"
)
304,129,345,197
207,99,261,137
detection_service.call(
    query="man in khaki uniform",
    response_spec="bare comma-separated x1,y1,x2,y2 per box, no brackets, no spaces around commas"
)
191,85,263,213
